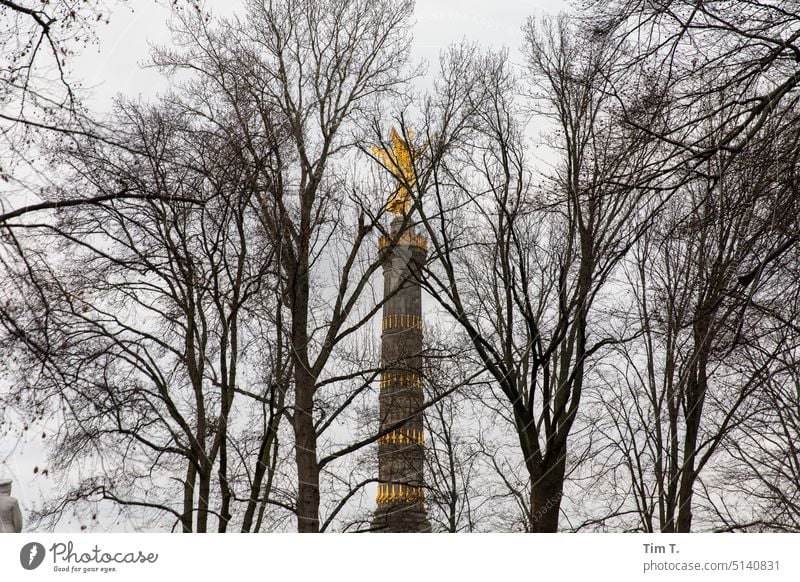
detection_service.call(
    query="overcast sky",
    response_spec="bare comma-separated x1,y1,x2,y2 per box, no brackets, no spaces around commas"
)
74,0,569,110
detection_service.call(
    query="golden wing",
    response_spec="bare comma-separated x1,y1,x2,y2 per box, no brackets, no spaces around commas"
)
372,128,421,215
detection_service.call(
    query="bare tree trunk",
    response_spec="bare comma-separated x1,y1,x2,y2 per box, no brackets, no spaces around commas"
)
291,256,320,532
529,452,566,532
675,318,711,532
181,462,196,533
197,466,211,533
241,385,285,532
294,367,320,532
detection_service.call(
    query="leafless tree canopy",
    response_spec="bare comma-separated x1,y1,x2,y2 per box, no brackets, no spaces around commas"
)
1,0,799,532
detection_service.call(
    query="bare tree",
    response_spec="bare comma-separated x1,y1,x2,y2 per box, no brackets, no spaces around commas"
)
0,0,201,218
1,0,109,127
405,16,663,531
0,88,295,531
420,327,490,532
148,0,418,532
587,101,800,531
3,0,428,533
718,349,800,532
585,1,800,182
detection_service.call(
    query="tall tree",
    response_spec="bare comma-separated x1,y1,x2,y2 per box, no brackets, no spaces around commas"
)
409,18,663,531
588,104,800,532
0,93,290,532
148,0,417,532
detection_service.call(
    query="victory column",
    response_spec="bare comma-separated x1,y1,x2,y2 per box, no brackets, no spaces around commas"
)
371,129,431,532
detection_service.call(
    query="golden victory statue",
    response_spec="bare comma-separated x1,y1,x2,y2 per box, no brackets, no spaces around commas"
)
371,127,425,215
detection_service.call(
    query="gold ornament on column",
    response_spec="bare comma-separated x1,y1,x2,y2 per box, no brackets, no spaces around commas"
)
371,128,425,215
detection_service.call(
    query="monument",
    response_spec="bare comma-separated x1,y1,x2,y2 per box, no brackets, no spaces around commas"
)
371,129,431,532
0,479,23,533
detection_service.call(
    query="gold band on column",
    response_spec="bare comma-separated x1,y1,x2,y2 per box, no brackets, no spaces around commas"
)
379,233,428,251
376,483,425,504
378,429,425,446
382,314,423,332
380,372,423,389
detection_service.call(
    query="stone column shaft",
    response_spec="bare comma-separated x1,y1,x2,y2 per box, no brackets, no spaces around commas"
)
372,218,430,533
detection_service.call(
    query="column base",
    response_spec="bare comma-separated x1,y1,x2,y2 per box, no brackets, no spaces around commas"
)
371,502,431,533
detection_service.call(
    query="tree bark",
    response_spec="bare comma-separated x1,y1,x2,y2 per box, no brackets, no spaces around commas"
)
530,453,566,533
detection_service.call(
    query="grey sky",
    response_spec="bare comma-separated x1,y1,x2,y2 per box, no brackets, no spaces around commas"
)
74,0,568,110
